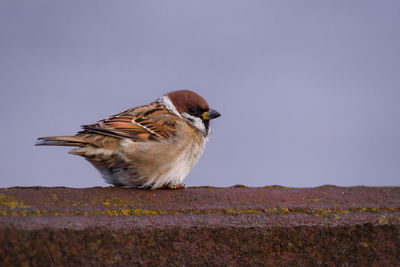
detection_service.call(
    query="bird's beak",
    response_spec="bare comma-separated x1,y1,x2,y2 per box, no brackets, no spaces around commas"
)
202,109,221,120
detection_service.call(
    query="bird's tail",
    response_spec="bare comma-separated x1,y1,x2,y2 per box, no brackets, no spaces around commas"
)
35,136,88,147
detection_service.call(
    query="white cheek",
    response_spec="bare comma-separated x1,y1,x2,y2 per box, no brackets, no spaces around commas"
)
182,112,207,134
157,95,182,118
157,95,209,137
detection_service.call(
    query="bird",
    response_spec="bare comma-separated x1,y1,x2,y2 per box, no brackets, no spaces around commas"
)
36,90,221,189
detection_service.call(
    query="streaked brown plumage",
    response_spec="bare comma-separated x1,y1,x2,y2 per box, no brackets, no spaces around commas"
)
36,90,220,189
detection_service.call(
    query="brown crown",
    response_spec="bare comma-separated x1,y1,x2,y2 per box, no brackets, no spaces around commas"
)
166,90,209,113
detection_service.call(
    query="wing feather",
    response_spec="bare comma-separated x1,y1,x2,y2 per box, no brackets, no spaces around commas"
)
79,102,176,142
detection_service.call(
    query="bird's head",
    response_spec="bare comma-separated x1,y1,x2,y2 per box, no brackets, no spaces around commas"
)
159,89,221,136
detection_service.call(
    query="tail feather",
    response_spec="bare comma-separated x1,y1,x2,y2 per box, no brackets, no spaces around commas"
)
35,136,87,147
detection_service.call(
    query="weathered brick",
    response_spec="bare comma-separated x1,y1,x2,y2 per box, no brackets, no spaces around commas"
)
0,186,399,266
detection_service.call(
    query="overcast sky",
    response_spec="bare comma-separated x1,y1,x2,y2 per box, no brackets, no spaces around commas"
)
1,1,399,188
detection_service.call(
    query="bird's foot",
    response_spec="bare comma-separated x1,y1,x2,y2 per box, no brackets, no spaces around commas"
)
165,183,186,189
122,185,135,189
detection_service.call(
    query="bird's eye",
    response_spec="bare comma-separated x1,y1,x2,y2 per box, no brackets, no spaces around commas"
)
188,107,197,115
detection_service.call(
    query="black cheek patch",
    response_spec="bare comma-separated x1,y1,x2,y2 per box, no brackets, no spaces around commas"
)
203,120,210,132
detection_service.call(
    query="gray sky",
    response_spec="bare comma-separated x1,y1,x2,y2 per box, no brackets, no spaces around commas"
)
1,1,399,188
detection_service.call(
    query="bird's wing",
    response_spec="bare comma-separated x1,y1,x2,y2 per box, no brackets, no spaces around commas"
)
79,102,177,142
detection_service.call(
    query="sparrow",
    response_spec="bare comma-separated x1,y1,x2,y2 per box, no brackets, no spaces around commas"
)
36,90,221,189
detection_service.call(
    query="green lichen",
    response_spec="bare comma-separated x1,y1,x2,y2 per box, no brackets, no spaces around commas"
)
224,209,263,215
103,198,128,207
0,195,399,218
0,194,29,209
362,207,377,212
94,208,160,216
1,207,399,218
0,209,55,216
379,215,388,224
